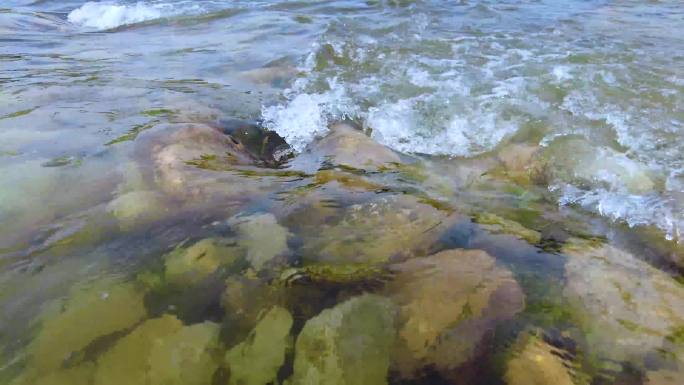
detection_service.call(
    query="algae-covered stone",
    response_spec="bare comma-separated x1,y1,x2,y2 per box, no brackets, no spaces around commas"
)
474,212,541,244
225,306,293,385
164,238,241,285
300,194,452,265
28,280,146,374
94,315,183,385
147,321,221,385
384,249,524,378
505,333,577,385
562,239,684,367
288,294,397,385
106,190,168,230
229,213,289,271
12,364,95,385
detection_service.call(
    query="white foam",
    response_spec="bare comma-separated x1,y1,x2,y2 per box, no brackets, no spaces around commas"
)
261,78,358,152
67,1,190,30
555,183,683,243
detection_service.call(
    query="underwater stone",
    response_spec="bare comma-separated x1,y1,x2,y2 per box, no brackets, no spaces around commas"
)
27,280,146,375
562,239,684,367
383,249,524,378
298,122,401,171
229,213,289,271
11,363,95,385
147,321,221,385
288,294,397,385
300,194,453,265
225,306,293,385
94,315,183,385
164,238,241,285
135,123,270,201
504,333,577,385
106,190,168,230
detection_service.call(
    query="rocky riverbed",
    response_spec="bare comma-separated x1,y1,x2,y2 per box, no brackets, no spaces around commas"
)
2,119,684,385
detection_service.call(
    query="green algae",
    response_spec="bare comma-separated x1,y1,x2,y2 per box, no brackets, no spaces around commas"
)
225,306,293,385
142,108,175,117
288,294,396,385
0,108,36,120
106,121,159,145
474,212,542,244
278,263,390,288
41,156,77,168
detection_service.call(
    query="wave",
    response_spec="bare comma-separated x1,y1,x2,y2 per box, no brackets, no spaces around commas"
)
67,1,203,30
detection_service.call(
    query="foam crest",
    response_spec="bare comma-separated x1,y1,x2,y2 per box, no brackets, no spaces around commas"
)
67,1,192,30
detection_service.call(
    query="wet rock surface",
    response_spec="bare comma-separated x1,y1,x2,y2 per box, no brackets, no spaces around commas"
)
383,249,525,379
562,239,684,370
288,294,397,385
298,194,455,265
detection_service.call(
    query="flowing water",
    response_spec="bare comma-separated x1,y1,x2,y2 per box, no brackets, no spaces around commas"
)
1,1,684,384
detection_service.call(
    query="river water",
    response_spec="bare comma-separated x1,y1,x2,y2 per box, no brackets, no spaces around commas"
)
1,1,684,384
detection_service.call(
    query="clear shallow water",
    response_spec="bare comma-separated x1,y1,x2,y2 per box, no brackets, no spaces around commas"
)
1,1,684,384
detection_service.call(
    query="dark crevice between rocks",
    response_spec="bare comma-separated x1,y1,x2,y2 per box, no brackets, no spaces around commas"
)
215,118,293,168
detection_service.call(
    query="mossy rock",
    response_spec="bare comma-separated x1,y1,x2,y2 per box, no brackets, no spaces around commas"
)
94,315,183,385
383,249,525,379
288,294,397,385
163,238,242,286
228,213,290,271
474,212,542,244
225,306,293,385
505,332,581,385
11,364,95,385
562,239,684,369
299,194,454,265
26,279,146,376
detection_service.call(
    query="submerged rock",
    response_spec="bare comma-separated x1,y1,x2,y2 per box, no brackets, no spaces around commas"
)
225,306,293,385
299,194,454,265
13,363,95,385
562,239,684,368
229,213,290,271
163,238,241,286
504,333,578,385
294,122,401,172
147,321,221,385
106,190,168,230
134,123,271,202
26,280,146,375
288,294,397,385
94,315,183,385
383,249,525,379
